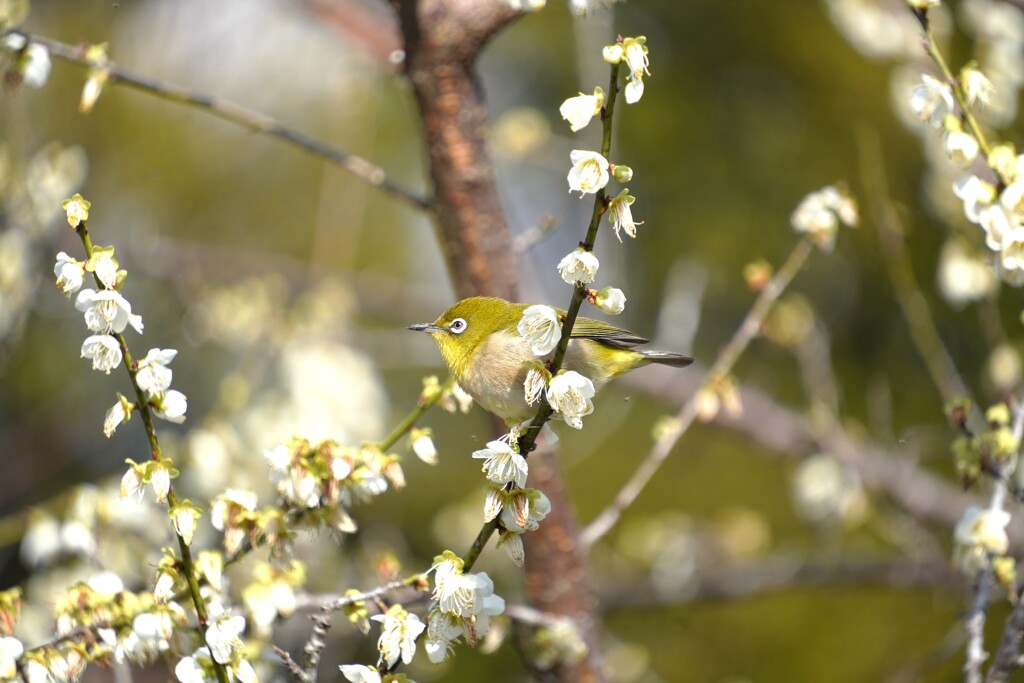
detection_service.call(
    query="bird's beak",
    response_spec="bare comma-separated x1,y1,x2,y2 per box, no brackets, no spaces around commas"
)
408,322,443,333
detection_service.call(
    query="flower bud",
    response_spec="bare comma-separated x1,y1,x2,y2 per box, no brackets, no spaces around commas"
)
594,286,626,315
602,44,624,64
612,164,633,183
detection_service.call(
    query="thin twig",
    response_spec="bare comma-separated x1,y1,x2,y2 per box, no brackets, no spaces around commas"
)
580,238,815,547
6,30,432,211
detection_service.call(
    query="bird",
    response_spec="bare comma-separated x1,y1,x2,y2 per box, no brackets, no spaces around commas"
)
409,296,692,423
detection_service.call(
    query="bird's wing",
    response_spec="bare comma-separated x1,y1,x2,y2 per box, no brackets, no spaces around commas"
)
570,316,649,349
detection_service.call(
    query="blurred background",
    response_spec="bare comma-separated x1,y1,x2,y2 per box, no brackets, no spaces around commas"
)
1,0,1020,681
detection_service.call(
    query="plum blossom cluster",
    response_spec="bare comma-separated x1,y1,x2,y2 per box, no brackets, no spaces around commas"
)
203,438,392,558
5,573,190,682
55,194,188,434
174,601,257,683
423,552,505,664
515,306,597,431
944,400,1020,591
954,505,1012,576
901,42,1024,286
789,185,859,251
951,152,1024,285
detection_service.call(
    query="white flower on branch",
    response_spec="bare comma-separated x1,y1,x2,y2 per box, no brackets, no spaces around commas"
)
472,440,528,488
557,247,599,284
559,87,604,132
152,390,188,424
75,288,143,335
136,348,177,395
567,149,610,196
608,188,642,240
622,36,650,104
339,665,381,683
518,304,562,356
205,602,246,664
372,605,426,668
593,286,626,315
500,488,551,532
81,334,123,374
54,252,85,296
954,505,1010,574
909,73,954,128
546,370,595,430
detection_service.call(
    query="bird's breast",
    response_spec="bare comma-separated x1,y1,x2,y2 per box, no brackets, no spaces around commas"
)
458,332,614,421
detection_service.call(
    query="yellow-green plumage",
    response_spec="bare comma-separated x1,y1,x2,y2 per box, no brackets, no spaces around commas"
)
410,296,692,422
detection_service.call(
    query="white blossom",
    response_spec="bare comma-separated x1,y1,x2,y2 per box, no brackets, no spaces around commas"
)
622,36,650,104
594,286,626,315
61,193,91,228
54,252,85,296
518,304,561,356
954,505,1011,573
154,570,176,603
175,647,210,683
980,203,1016,251
91,250,119,289
75,288,143,335
790,185,858,251
524,366,548,405
953,174,996,224
559,88,604,132
81,334,123,374
136,348,177,395
210,488,258,532
171,503,199,545
909,73,954,127
500,488,552,532
120,464,144,501
0,637,23,679
937,240,997,306
152,390,188,423
205,603,246,664
339,664,382,683
946,130,979,166
150,463,171,503
961,66,995,107
472,440,528,488
411,428,438,465
608,189,641,240
103,397,129,437
372,606,426,668
557,247,599,284
567,149,610,196
546,370,595,430
425,609,462,664
497,530,525,566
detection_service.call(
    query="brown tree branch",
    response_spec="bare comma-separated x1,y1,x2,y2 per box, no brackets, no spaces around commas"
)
392,1,604,681
394,0,519,300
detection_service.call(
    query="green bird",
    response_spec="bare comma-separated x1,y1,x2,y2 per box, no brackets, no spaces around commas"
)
409,296,693,423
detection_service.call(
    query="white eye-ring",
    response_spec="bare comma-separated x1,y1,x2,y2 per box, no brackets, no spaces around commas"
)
449,318,468,334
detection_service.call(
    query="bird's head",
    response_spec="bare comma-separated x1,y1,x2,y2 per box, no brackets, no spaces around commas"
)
408,296,522,377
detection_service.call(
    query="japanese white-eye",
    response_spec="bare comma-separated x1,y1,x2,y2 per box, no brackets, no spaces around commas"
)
409,296,693,422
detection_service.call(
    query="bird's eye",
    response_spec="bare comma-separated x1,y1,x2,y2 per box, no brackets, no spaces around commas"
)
449,318,467,334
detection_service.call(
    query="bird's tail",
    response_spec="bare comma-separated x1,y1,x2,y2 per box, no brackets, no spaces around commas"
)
637,349,694,368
